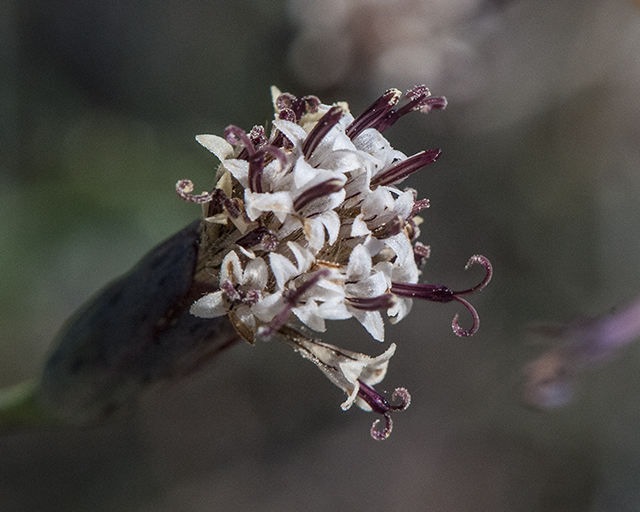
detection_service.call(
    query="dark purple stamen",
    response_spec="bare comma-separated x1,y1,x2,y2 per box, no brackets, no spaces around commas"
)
346,294,396,311
248,152,265,193
371,149,442,187
356,381,410,441
257,270,331,339
224,125,255,154
224,125,288,193
375,86,440,133
390,255,492,337
293,178,345,212
302,106,345,160
236,226,279,251
346,89,402,139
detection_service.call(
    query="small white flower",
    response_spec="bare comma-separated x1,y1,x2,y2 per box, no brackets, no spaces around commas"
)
176,86,492,439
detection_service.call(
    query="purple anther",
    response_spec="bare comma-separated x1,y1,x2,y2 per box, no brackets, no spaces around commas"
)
276,93,320,121
346,89,402,139
390,255,492,337
356,381,410,441
346,294,396,311
302,106,345,160
301,96,321,115
411,199,430,217
221,281,242,303
275,93,297,112
238,125,268,160
278,108,297,123
371,149,442,187
293,178,345,212
413,242,431,269
375,85,434,133
241,290,261,306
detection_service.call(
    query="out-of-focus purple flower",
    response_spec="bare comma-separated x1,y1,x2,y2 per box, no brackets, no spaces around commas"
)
522,296,640,409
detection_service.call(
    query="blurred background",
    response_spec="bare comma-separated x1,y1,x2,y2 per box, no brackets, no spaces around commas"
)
2,0,640,510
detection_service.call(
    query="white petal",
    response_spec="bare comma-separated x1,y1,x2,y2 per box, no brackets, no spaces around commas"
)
250,291,285,322
195,134,234,162
272,119,308,146
361,188,395,225
392,189,415,220
318,211,341,246
293,157,319,188
359,343,396,385
190,291,228,318
388,297,413,324
288,241,315,273
317,299,352,320
352,128,406,173
269,252,299,289
242,257,268,290
351,308,385,342
303,217,325,252
346,271,389,297
244,190,293,222
220,250,243,284
236,246,255,259
292,300,326,332
222,159,249,189
350,214,371,237
346,244,372,281
320,150,363,175
391,256,420,285
340,384,360,411
384,233,414,267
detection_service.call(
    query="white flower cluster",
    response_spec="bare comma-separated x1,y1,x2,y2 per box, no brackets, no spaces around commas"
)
187,87,434,343
177,86,489,439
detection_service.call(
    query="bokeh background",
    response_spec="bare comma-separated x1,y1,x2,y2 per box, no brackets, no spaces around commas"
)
2,0,640,510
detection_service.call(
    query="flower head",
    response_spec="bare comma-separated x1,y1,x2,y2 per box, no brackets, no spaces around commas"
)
177,86,491,439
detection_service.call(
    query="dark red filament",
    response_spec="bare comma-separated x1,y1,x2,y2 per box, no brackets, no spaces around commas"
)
371,149,442,187
302,106,345,160
293,178,345,212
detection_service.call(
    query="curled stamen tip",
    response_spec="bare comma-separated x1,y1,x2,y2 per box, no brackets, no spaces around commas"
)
464,255,493,291
370,414,393,441
176,179,194,193
451,309,478,338
176,179,216,204
391,387,411,411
